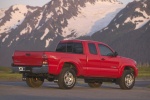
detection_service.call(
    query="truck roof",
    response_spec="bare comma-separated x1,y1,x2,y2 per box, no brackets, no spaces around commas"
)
60,39,104,44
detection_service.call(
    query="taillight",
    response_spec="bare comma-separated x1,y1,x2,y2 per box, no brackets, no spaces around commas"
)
42,54,48,65
12,52,15,60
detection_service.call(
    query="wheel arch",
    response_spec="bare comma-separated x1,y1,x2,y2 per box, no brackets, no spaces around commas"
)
63,62,78,75
120,65,137,77
57,59,83,76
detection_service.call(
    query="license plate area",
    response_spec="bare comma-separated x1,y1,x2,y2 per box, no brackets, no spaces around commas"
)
19,67,25,71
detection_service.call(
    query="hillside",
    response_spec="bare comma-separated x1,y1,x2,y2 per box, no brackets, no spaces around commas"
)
0,0,150,67
0,0,124,67
92,0,150,63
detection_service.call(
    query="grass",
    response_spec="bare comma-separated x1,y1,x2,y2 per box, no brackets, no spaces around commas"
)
137,64,150,78
0,64,150,81
0,67,22,81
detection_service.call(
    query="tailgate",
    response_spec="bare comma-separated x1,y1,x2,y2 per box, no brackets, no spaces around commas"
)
12,51,44,66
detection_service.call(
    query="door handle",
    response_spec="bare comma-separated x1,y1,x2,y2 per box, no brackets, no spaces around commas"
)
26,53,31,56
101,58,105,61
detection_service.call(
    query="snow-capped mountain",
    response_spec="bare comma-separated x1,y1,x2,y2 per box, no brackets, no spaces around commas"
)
0,9,6,18
0,0,149,67
0,5,40,34
62,0,123,38
0,0,124,48
92,0,150,63
0,0,125,67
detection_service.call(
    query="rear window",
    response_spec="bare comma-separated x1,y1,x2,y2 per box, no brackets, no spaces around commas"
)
56,43,66,52
56,42,83,54
73,43,83,54
88,43,97,55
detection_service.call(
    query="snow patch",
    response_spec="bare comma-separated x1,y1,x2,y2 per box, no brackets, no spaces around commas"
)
35,12,43,28
116,24,120,28
55,7,63,15
143,3,147,8
45,38,53,48
16,37,19,41
0,9,6,19
28,8,38,13
2,35,9,42
104,27,109,30
40,28,49,40
134,0,140,2
45,12,54,22
124,8,150,29
8,40,13,47
124,17,130,23
119,14,123,18
135,8,149,17
20,23,32,35
62,1,124,37
0,5,28,34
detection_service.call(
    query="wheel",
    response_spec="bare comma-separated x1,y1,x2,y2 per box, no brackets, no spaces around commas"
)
88,82,102,88
119,70,135,90
26,77,44,88
58,67,76,89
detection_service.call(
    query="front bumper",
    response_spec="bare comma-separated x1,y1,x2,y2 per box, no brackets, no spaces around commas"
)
12,65,48,74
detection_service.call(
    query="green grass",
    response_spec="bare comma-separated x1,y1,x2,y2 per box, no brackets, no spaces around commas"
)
0,67,22,81
137,64,150,78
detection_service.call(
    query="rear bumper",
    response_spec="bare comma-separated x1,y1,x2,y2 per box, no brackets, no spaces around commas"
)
12,65,48,74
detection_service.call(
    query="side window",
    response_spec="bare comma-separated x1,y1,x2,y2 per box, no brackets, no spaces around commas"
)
56,43,66,52
73,43,83,54
99,44,113,56
88,43,97,55
67,43,73,53
56,42,83,54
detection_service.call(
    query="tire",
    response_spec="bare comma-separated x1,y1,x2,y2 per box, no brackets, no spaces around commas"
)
88,82,102,88
26,77,44,88
58,67,76,89
119,70,135,90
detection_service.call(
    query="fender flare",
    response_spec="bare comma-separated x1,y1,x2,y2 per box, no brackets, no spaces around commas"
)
119,64,138,78
56,57,84,76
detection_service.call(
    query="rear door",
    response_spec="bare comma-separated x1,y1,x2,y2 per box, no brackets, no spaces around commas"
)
86,42,101,77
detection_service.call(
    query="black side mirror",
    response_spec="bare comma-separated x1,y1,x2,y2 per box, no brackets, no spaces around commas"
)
113,51,118,57
107,51,118,57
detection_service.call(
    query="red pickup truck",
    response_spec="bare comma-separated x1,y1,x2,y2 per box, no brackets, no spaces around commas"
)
12,40,138,89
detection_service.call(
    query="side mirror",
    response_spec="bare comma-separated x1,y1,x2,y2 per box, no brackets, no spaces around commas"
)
113,51,118,57
107,51,118,57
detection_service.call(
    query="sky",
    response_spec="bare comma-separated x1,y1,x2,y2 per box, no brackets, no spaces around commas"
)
0,0,133,9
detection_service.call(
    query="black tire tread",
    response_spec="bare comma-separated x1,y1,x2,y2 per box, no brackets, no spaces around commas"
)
26,77,44,88
119,70,135,90
58,67,76,89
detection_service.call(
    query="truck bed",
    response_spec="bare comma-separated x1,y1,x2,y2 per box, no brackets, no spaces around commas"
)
12,51,44,66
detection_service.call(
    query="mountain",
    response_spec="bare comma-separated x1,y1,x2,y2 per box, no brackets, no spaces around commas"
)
0,0,149,67
0,0,124,67
0,9,6,18
0,5,40,34
92,0,150,63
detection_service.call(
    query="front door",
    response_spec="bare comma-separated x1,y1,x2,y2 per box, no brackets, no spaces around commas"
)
98,44,120,78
